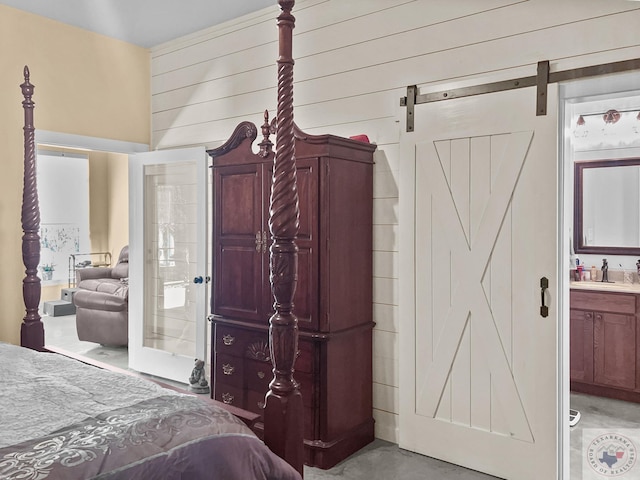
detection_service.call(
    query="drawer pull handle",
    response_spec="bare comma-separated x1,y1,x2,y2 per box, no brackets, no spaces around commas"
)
257,371,265,379
222,393,234,405
257,401,265,409
222,334,235,346
222,364,235,375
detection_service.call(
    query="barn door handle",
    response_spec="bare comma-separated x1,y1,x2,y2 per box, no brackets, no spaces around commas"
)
540,277,549,318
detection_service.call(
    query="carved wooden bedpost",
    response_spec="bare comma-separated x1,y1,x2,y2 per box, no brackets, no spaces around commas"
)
264,0,304,475
19,66,45,351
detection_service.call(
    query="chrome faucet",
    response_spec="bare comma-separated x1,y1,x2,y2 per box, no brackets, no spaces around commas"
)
601,258,610,283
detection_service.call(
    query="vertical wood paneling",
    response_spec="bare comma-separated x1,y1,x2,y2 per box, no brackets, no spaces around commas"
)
471,137,491,246
435,376,452,421
470,136,492,432
414,150,433,407
470,319,492,431
451,318,471,426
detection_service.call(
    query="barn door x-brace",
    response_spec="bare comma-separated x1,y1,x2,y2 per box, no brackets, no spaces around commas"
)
401,58,640,132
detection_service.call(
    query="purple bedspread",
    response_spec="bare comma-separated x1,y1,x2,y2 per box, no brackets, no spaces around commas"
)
0,343,301,480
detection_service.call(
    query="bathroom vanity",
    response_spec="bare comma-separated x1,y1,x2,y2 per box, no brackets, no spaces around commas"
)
570,282,640,402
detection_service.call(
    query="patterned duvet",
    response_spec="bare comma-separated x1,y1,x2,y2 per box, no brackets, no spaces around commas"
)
0,342,301,480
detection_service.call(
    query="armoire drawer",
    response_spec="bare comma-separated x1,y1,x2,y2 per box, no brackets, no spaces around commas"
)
247,389,267,415
297,371,314,408
214,383,244,408
215,353,244,388
215,325,270,360
215,324,315,374
296,339,314,373
246,358,272,392
246,393,315,439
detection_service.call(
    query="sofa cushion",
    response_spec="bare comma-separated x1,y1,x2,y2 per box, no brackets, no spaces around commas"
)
111,261,129,279
73,289,127,312
77,278,128,299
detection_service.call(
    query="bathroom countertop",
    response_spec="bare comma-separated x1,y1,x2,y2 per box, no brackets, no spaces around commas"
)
570,281,640,293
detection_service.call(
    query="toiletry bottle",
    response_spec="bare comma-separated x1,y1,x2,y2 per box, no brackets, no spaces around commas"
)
576,264,583,281
590,265,597,282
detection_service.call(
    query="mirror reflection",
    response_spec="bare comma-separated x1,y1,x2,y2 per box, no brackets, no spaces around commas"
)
575,158,640,255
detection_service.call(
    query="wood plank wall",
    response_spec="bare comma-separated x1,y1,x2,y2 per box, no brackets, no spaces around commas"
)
151,0,640,443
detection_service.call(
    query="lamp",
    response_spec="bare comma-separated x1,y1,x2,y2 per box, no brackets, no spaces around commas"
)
603,109,621,124
572,108,640,144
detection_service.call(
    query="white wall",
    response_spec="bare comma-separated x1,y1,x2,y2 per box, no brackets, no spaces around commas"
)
37,152,90,284
150,0,640,443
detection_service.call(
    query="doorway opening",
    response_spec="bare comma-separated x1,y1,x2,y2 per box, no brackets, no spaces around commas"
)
36,131,146,369
561,71,640,480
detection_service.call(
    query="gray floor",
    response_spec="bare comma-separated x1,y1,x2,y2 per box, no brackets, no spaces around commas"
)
43,313,640,480
42,312,187,388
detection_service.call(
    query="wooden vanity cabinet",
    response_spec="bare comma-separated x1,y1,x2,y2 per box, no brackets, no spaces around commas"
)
570,289,640,401
569,309,593,383
594,311,637,390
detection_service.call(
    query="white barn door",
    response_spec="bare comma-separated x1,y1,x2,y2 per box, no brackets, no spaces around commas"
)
399,85,559,479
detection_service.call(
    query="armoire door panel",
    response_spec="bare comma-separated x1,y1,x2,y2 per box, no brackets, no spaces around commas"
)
214,163,265,322
264,158,319,325
321,157,373,332
295,160,317,242
294,246,316,329
214,245,263,321
217,165,262,238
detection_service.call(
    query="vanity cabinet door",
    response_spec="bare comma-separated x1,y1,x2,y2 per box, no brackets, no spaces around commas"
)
570,309,594,383
593,312,636,390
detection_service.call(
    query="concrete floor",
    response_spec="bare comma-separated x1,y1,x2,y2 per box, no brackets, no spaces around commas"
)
43,314,640,480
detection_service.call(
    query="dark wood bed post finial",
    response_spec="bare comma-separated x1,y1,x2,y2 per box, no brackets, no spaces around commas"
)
19,66,45,351
264,0,304,476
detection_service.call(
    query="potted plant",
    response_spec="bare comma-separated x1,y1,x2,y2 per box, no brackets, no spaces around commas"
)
40,263,55,281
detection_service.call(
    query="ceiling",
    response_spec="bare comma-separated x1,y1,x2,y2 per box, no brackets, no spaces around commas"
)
0,0,276,48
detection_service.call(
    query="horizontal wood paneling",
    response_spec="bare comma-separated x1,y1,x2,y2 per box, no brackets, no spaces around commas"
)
373,410,399,443
151,0,640,436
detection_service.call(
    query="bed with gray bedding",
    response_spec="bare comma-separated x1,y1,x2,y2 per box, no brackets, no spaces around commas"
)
0,342,301,480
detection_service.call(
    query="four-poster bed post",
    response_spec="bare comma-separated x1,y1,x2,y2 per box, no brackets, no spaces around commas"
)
264,0,305,475
20,66,44,352
16,0,305,474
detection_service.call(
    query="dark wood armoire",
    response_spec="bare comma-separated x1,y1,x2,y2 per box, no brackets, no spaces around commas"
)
207,121,376,469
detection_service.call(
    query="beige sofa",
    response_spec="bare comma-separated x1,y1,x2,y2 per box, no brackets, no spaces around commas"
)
73,246,129,346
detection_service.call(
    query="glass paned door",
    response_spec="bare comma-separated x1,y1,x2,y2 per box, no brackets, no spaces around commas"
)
129,147,209,383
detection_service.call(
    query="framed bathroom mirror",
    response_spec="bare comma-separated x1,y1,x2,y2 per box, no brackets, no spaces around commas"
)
574,158,640,255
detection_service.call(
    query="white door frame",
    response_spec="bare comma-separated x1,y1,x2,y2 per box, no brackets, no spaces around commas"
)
35,130,148,155
559,69,640,480
128,146,210,383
